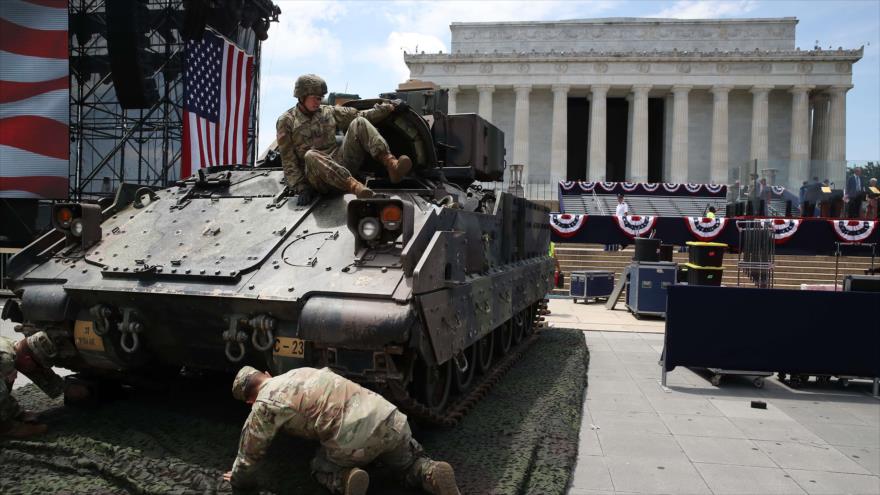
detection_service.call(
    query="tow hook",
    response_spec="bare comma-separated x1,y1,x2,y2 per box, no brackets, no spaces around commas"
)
118,308,143,353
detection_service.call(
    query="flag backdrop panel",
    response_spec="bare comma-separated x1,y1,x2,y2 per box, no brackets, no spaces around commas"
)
0,0,69,199
182,29,254,178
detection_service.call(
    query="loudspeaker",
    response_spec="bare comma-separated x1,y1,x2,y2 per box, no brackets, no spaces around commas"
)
106,0,159,108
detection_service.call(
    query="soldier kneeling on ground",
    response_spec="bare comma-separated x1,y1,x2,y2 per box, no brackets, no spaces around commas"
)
276,74,413,206
224,366,460,495
0,332,83,438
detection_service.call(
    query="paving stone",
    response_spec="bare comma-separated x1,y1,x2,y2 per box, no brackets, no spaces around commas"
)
586,395,655,413
832,445,880,476
800,421,880,448
646,395,724,416
596,430,685,459
694,463,807,495
660,413,746,438
589,409,670,435
710,398,794,421
586,379,644,397
754,440,872,474
677,435,777,467
604,455,712,494
729,417,829,444
569,455,614,492
785,468,880,495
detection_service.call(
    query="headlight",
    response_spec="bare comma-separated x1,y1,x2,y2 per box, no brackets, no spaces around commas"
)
70,219,84,237
358,217,381,241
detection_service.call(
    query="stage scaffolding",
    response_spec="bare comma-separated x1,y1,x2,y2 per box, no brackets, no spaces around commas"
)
68,0,261,201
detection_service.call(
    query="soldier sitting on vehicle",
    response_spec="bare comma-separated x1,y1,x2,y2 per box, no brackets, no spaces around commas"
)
224,366,460,495
0,332,71,438
277,74,413,206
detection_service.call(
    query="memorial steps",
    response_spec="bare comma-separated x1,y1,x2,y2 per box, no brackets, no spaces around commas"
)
553,244,874,293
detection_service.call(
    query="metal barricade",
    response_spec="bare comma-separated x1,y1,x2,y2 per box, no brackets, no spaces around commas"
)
736,220,775,288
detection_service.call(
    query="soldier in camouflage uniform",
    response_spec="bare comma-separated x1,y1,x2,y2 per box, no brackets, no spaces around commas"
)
0,332,65,438
276,74,413,206
225,366,460,495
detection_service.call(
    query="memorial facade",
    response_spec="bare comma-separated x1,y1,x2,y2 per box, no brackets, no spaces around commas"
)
404,18,862,196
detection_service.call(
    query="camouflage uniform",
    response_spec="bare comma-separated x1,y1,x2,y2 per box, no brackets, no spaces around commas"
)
230,367,438,493
276,104,394,194
0,333,64,425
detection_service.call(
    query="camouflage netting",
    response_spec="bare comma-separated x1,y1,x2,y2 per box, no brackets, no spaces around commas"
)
0,329,589,495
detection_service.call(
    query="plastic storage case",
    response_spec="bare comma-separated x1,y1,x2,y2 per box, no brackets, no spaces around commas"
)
684,263,724,286
686,241,727,267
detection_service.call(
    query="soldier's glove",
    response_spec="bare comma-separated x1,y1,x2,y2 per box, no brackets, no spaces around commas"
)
295,186,316,206
390,99,408,113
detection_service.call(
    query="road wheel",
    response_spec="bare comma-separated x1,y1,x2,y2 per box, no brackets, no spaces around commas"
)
494,321,512,357
476,334,494,374
415,359,451,413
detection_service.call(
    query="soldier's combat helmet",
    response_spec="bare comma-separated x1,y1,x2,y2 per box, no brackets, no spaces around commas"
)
232,365,261,401
294,74,327,99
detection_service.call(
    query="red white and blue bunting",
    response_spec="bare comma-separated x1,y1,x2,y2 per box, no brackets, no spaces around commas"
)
615,215,657,238
642,183,660,192
662,183,681,193
685,217,728,241
705,184,724,194
768,218,801,244
620,182,639,192
579,181,596,192
599,182,617,192
830,220,877,242
559,181,576,191
684,183,703,193
771,186,787,196
550,213,588,238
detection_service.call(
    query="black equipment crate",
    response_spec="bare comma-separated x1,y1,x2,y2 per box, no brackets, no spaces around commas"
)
659,244,674,262
634,238,661,262
570,270,615,303
441,113,505,181
686,241,727,267
684,263,724,286
843,275,880,292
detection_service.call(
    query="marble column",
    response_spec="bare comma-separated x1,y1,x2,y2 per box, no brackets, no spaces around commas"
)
670,85,691,183
809,93,829,180
629,85,651,183
477,84,494,123
826,85,851,187
749,85,773,164
512,85,531,180
588,85,609,180
709,85,732,185
550,85,569,184
789,85,815,186
445,86,458,115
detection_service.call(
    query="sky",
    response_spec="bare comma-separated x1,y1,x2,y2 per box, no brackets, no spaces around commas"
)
255,0,880,161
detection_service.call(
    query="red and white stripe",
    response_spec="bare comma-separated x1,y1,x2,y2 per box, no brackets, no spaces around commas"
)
0,0,69,199
182,36,254,178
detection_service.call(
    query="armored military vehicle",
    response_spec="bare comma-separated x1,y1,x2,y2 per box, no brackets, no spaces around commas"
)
3,93,553,424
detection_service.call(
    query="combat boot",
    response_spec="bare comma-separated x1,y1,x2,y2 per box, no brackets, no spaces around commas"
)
345,177,374,199
421,460,460,495
0,420,48,439
380,153,412,184
343,467,369,495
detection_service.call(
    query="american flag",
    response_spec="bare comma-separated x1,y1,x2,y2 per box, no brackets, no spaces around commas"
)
0,0,69,199
182,29,255,178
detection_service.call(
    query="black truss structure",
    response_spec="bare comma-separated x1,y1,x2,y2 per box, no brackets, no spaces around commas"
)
68,0,262,201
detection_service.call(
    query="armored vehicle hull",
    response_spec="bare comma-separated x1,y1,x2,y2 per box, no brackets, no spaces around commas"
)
4,100,554,421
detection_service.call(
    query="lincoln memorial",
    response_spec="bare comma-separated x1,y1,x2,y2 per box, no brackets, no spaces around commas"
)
404,18,862,197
